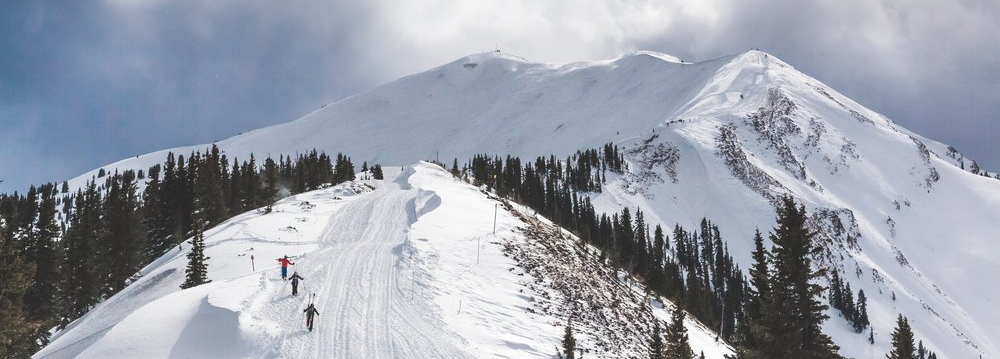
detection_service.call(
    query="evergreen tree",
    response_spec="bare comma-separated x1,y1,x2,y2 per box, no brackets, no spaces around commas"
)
143,164,171,258
916,340,926,359
180,221,211,289
262,157,279,205
829,270,843,311
766,196,840,358
842,282,856,322
242,155,261,208
736,229,772,358
0,215,41,358
649,320,666,359
887,314,915,359
854,289,870,332
334,153,355,183
665,308,694,359
648,225,666,292
227,158,243,214
633,210,649,275
196,144,228,225
57,184,102,327
559,319,577,359
101,171,148,294
23,184,61,344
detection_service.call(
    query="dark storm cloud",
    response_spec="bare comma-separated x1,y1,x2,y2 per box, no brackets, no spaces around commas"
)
1,0,997,192
1,0,370,191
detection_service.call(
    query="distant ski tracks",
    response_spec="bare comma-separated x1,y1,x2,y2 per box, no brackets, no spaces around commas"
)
245,180,471,359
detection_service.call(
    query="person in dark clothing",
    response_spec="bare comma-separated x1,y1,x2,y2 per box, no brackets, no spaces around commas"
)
304,303,320,331
290,272,304,296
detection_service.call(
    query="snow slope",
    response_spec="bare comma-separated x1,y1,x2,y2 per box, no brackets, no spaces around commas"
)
37,163,734,359
56,50,1000,358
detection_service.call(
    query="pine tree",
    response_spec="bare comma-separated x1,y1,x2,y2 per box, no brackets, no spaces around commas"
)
648,225,666,292
842,282,856,322
736,229,772,358
664,308,693,359
227,158,243,214
143,164,171,258
887,314,916,359
916,340,926,359
767,196,840,358
196,145,228,225
23,183,61,344
242,155,261,208
829,270,843,311
854,289,870,332
180,221,211,289
101,171,148,294
0,216,40,357
559,319,577,359
649,320,666,359
261,157,279,205
57,184,102,327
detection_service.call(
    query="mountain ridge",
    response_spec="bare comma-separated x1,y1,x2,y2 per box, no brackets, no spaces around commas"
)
56,49,1000,358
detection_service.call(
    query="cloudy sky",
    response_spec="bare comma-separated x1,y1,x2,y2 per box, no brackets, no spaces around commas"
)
1,0,997,192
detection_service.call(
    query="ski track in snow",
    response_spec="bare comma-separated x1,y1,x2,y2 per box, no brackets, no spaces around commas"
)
244,180,470,359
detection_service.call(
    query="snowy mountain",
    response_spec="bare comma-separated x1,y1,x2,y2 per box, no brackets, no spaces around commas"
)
47,50,1000,358
36,164,734,358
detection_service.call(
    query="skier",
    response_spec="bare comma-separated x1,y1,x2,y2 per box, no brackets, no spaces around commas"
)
290,271,304,296
304,302,320,331
276,255,294,280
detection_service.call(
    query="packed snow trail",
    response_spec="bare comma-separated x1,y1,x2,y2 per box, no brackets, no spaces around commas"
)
245,178,471,359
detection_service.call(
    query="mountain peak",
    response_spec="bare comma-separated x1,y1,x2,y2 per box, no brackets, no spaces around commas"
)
453,50,530,67
729,49,794,70
627,50,686,64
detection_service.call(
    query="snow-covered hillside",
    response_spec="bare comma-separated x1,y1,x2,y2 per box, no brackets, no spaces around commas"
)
56,49,1000,358
36,163,733,359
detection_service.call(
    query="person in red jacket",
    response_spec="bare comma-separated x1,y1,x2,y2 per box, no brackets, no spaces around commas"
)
276,255,294,280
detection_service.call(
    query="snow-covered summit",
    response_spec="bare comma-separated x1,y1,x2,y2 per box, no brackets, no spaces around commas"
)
630,50,686,64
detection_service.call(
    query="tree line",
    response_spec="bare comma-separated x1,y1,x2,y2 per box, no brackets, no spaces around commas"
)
0,145,358,357
456,146,881,358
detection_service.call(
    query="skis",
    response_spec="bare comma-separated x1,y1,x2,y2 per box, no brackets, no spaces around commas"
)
306,293,317,332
